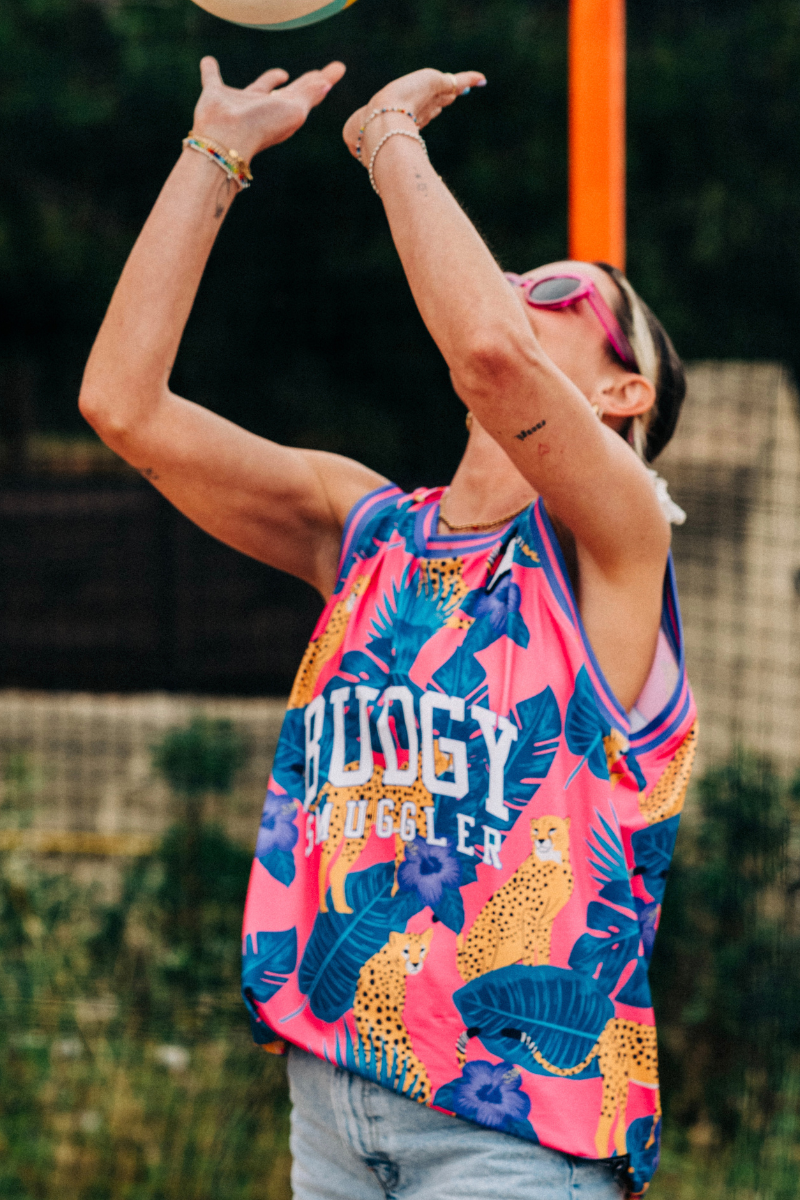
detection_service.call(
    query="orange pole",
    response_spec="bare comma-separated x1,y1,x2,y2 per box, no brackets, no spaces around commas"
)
568,0,626,269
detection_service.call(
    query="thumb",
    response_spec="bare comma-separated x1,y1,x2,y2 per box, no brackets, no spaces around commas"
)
199,56,223,91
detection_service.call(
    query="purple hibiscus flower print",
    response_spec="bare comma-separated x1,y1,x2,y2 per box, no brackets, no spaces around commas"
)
434,1060,538,1140
460,574,529,649
256,790,298,858
255,789,298,886
635,897,661,961
397,837,460,908
470,575,522,634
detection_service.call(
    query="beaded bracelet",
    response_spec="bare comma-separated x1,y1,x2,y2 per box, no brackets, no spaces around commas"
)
182,132,253,190
355,106,418,161
367,128,428,196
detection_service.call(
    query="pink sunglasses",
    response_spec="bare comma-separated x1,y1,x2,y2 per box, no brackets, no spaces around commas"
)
504,272,639,373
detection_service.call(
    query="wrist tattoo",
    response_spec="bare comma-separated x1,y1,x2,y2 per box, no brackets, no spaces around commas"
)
214,175,232,220
140,467,160,481
514,420,546,442
415,170,428,194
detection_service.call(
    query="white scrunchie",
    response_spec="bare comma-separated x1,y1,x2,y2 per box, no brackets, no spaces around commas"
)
647,469,686,525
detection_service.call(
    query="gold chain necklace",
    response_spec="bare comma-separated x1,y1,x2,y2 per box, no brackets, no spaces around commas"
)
438,490,531,533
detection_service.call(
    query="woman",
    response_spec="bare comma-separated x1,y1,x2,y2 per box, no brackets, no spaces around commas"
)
81,59,696,1200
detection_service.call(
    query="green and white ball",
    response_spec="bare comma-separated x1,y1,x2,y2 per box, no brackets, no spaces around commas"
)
191,0,357,30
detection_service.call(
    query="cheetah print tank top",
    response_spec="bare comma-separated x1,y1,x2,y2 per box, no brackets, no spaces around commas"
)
242,484,696,1197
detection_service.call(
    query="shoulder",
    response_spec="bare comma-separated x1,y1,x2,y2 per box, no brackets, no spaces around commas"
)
300,450,390,528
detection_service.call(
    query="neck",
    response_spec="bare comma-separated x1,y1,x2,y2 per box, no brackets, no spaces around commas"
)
442,418,537,527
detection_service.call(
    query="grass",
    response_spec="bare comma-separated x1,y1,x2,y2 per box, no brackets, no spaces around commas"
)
2,1023,292,1200
2,745,800,1197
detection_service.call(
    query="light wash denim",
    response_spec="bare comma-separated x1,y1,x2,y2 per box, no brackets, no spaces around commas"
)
287,1047,625,1200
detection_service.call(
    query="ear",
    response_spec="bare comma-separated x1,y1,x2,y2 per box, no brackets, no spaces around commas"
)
594,373,656,421
565,817,571,829
388,931,402,948
422,927,434,947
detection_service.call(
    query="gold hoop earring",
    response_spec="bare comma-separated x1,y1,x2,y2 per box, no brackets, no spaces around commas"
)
591,403,602,420
465,411,473,431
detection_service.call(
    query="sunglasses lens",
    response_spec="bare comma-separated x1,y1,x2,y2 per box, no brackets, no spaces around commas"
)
528,277,583,303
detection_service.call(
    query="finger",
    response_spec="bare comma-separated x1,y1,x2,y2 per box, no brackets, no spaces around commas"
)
282,63,346,111
454,70,486,92
249,67,290,95
438,69,486,98
320,60,347,88
199,56,224,91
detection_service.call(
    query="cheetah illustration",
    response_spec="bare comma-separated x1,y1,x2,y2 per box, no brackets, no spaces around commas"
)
287,576,369,710
504,1017,660,1158
417,556,470,606
516,538,539,563
313,751,457,914
638,723,697,825
456,816,573,981
417,556,473,630
603,728,631,787
353,929,433,1100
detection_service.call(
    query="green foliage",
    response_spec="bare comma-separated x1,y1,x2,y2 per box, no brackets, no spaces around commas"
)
151,716,247,798
10,0,800,482
146,717,251,999
0,820,290,1200
3,751,800,1196
651,753,800,1161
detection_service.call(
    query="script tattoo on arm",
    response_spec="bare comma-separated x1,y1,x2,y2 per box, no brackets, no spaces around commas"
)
514,420,546,442
415,171,428,194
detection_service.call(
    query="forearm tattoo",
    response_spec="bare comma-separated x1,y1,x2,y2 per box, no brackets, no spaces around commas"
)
514,420,546,442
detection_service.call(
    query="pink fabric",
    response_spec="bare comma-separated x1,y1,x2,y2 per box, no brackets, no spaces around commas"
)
242,485,696,1196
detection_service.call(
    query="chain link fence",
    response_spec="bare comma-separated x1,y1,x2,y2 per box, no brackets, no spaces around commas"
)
3,362,800,1198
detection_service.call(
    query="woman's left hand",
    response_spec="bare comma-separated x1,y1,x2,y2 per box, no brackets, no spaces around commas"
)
343,68,485,159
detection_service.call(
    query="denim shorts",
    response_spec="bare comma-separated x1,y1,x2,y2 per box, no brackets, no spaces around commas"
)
287,1047,625,1200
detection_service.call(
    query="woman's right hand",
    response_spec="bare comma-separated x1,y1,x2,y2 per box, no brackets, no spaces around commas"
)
192,57,346,164
342,67,485,160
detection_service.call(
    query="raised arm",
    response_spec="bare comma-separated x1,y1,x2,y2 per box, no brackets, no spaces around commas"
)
342,71,669,580
80,58,385,598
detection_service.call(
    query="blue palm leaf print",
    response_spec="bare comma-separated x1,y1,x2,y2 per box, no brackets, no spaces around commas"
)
564,667,610,788
626,1116,662,1194
334,1022,428,1101
571,812,650,1001
503,689,562,810
452,965,613,1079
242,928,297,1042
631,816,680,905
296,862,420,1025
367,564,460,676
568,903,651,1007
588,809,635,907
271,707,307,802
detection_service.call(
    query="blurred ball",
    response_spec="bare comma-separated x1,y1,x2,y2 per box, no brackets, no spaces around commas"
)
191,0,357,29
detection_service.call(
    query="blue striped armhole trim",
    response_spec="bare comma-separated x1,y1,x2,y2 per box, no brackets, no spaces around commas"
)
334,482,405,593
529,498,692,751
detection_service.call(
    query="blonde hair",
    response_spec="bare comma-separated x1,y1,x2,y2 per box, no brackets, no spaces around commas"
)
594,263,686,463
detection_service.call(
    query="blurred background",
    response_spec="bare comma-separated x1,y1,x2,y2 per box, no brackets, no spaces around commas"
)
3,0,800,1195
